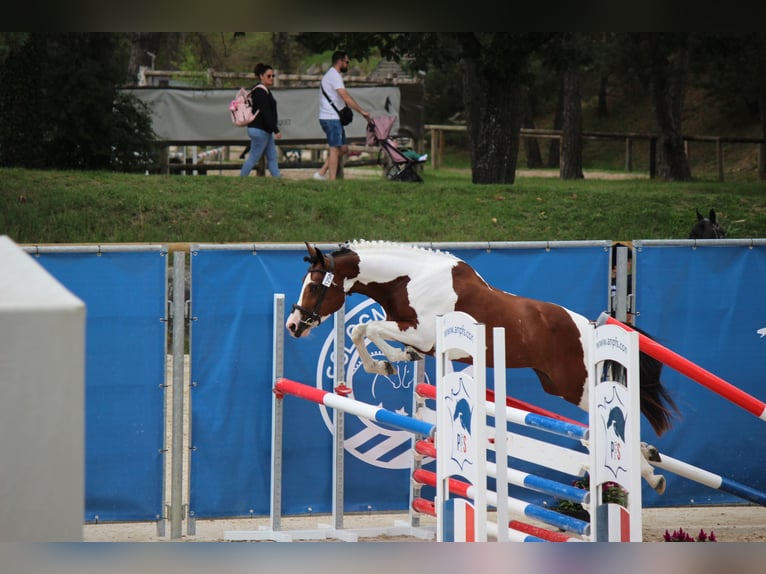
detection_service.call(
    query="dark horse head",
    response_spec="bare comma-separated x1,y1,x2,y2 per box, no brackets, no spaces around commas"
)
690,208,725,239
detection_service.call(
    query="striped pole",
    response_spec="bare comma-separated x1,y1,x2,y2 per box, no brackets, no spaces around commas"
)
274,378,435,438
416,382,584,427
421,375,766,508
418,497,579,542
599,313,766,421
412,468,590,536
413,497,580,542
416,383,587,441
509,520,582,542
414,440,588,505
652,452,766,507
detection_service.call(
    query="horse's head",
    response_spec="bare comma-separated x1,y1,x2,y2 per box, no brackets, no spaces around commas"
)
690,208,725,239
285,242,352,338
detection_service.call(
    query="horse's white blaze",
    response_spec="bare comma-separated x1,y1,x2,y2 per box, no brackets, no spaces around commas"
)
285,273,331,336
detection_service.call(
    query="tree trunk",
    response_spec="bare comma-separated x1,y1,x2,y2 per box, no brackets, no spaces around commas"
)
597,72,609,118
759,57,766,180
548,82,563,168
560,68,584,180
522,88,543,168
650,48,692,181
272,32,293,73
462,59,523,184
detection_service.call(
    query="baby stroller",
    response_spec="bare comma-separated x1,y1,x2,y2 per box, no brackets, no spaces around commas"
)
366,115,427,183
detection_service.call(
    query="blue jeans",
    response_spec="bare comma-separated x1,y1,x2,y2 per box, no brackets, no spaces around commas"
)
319,119,346,147
240,127,280,177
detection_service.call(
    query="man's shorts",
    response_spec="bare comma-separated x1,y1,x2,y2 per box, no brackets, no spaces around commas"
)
319,119,346,148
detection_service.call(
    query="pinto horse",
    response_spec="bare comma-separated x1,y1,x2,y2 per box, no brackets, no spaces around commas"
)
285,240,679,493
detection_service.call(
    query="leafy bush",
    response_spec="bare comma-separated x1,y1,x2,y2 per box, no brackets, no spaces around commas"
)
0,33,157,172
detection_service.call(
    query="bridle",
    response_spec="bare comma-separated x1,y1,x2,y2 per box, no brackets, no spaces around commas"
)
290,252,343,336
710,222,725,239
691,209,725,239
692,219,725,239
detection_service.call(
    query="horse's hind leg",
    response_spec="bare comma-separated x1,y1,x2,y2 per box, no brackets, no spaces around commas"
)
640,442,666,495
535,370,667,494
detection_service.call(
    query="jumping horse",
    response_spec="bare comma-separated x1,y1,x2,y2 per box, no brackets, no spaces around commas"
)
690,208,725,239
286,240,679,493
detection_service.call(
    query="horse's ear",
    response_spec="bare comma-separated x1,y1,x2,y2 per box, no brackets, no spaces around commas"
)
696,208,704,221
709,208,717,223
304,242,319,264
314,246,325,267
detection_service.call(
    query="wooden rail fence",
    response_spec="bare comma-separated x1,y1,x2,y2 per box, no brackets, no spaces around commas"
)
425,124,766,181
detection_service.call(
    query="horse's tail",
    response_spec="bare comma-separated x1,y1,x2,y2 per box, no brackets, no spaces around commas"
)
634,325,680,436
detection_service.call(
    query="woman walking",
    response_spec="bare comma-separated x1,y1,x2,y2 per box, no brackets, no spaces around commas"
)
240,63,281,177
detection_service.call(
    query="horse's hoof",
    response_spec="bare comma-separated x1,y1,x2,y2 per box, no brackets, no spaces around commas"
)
654,475,666,495
405,347,424,362
372,360,397,375
641,441,662,462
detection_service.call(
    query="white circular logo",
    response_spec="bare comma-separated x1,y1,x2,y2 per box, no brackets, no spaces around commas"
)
315,298,429,469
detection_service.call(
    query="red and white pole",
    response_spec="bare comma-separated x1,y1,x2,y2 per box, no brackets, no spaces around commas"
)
598,312,766,421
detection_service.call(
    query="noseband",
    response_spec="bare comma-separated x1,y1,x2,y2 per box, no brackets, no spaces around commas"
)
291,253,340,336
711,223,725,239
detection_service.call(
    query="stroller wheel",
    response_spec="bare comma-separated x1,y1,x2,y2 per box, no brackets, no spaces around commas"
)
388,164,423,183
386,165,401,180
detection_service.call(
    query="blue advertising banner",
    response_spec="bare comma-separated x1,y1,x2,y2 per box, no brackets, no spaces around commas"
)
188,242,611,518
634,241,766,506
33,249,166,522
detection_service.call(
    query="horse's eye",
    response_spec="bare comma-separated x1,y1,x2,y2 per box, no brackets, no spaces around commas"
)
309,284,320,294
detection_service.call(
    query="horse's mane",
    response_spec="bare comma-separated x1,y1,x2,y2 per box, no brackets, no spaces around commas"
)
341,239,458,259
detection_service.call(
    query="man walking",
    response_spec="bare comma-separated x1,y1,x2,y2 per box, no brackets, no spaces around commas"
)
313,50,371,180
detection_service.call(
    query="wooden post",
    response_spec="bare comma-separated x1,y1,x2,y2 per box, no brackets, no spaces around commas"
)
649,137,657,179
159,144,169,175
716,137,724,182
760,142,766,180
430,127,438,170
439,130,445,169
625,138,633,172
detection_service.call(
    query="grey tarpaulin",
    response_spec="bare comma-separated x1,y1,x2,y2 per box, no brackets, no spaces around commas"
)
122,85,423,145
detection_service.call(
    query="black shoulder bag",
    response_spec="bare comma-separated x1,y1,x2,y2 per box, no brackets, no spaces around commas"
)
321,85,353,126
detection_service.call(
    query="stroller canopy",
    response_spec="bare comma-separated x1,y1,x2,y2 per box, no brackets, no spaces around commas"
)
366,115,398,146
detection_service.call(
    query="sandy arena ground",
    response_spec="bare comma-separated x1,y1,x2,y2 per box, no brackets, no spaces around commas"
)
82,505,766,542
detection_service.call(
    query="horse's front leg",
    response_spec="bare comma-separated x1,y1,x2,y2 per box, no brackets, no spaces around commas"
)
350,321,426,375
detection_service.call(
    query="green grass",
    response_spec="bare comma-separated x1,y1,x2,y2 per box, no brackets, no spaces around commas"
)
2,166,765,246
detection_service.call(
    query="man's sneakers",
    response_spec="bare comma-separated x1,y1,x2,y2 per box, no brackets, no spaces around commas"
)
312,171,327,181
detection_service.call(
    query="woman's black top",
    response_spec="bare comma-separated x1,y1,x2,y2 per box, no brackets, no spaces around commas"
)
248,83,279,134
